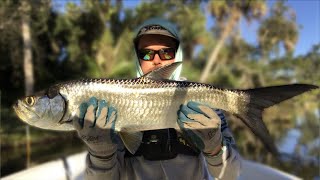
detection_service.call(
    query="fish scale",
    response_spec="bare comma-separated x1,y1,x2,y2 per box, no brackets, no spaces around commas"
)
13,62,319,156
59,78,242,132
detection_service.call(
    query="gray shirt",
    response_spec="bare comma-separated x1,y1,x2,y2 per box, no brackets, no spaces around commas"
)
84,110,242,180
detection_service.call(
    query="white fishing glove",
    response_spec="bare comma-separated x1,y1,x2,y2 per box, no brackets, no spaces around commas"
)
177,101,223,155
73,97,118,158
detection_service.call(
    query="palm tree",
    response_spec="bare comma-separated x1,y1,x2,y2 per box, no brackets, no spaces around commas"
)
258,1,298,60
200,0,267,82
168,0,207,61
20,0,34,168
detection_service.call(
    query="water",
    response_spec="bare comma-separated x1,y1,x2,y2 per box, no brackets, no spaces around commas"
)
278,128,301,154
1,135,86,177
1,124,318,179
276,127,320,179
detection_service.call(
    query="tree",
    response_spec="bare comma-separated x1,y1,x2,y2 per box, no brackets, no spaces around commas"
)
168,0,207,61
20,1,34,96
20,0,34,168
200,0,267,82
258,1,298,60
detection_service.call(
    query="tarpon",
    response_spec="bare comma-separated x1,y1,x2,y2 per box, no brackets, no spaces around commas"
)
13,62,319,155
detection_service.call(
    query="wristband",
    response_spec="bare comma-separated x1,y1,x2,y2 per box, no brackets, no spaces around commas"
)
204,138,226,157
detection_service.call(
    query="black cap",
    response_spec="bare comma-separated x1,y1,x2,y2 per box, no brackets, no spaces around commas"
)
136,25,177,40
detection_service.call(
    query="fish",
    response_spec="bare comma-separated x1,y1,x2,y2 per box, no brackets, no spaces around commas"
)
13,62,319,155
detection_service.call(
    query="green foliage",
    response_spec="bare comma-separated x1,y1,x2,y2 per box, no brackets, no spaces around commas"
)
258,1,299,56
168,1,207,60
209,0,267,22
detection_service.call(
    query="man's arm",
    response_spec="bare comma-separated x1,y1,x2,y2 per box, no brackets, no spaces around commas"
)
203,109,242,180
85,153,120,180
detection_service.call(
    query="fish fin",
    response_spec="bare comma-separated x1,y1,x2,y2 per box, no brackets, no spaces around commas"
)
119,128,143,154
142,62,182,80
244,84,318,108
237,84,319,157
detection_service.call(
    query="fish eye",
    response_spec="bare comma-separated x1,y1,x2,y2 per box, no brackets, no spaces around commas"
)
24,96,35,106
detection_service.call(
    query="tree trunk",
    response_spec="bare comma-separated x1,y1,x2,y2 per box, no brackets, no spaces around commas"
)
199,8,240,83
21,0,34,168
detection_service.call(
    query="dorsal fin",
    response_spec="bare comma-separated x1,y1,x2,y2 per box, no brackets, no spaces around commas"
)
142,62,182,80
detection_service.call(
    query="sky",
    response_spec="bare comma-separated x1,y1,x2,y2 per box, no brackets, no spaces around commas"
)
128,0,320,57
239,0,320,56
280,0,320,56
54,0,320,57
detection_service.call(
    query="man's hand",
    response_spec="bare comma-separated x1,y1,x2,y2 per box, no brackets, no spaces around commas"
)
73,97,118,158
177,101,223,155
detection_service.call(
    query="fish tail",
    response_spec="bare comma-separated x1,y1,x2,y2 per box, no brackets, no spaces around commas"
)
236,84,319,156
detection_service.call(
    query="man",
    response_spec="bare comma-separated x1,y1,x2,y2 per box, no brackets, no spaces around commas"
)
74,18,241,180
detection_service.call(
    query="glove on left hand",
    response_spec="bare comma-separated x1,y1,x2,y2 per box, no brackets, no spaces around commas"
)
73,97,118,158
177,101,222,154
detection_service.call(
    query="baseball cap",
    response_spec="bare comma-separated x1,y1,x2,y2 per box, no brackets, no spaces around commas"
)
135,25,177,40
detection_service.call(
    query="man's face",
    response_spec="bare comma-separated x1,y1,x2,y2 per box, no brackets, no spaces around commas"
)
137,34,177,74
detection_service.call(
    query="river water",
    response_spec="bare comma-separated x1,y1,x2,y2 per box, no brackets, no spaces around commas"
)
1,135,85,177
1,127,319,179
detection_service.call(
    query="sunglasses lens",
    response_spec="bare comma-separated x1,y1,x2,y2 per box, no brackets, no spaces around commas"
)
159,48,175,60
138,49,154,61
138,48,176,61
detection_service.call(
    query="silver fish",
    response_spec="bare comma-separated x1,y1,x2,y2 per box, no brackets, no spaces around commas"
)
13,62,319,155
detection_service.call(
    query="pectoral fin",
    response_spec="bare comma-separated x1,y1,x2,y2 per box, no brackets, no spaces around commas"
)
119,128,143,154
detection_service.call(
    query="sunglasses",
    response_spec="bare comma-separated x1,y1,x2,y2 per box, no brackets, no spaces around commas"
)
137,48,176,61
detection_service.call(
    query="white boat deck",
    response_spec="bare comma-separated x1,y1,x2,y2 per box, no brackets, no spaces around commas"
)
2,152,301,180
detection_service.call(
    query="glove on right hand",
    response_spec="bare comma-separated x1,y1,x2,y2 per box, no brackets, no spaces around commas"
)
177,101,222,155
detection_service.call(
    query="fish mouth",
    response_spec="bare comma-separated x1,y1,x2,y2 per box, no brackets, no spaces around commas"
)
60,119,73,126
13,104,29,123
13,101,39,123
13,104,25,120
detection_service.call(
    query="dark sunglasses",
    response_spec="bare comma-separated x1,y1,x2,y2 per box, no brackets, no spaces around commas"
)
137,48,176,61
